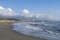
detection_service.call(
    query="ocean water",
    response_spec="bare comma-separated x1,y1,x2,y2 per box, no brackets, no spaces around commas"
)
12,21,60,40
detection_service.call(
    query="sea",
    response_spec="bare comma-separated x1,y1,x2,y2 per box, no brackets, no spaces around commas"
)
12,21,60,40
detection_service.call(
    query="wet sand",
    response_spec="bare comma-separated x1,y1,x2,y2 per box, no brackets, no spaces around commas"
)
0,22,45,40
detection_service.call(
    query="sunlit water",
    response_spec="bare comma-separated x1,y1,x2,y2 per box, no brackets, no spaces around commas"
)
12,21,60,40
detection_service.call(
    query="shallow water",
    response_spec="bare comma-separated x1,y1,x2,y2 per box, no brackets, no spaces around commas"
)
12,22,60,40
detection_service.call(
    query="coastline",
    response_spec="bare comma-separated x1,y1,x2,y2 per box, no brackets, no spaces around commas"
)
0,22,45,40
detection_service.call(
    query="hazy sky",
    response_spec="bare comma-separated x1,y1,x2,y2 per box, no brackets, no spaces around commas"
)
0,0,60,18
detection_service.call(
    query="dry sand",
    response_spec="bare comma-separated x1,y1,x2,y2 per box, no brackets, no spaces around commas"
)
0,22,45,40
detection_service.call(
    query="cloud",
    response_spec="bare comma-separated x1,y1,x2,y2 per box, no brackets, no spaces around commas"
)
0,6,4,9
21,9,29,14
21,9,33,17
0,6,16,16
20,9,60,21
8,8,12,12
0,6,59,21
35,14,60,21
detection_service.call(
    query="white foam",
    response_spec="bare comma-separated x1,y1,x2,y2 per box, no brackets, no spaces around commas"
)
12,22,60,40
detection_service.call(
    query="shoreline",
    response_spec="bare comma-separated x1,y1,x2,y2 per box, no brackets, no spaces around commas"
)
0,22,45,40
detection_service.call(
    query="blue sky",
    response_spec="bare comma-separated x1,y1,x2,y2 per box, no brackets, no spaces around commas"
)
0,0,60,18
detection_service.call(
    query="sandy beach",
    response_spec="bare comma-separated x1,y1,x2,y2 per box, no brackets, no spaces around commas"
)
0,22,45,40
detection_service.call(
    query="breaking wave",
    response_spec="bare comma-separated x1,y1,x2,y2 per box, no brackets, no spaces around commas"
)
12,22,60,40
